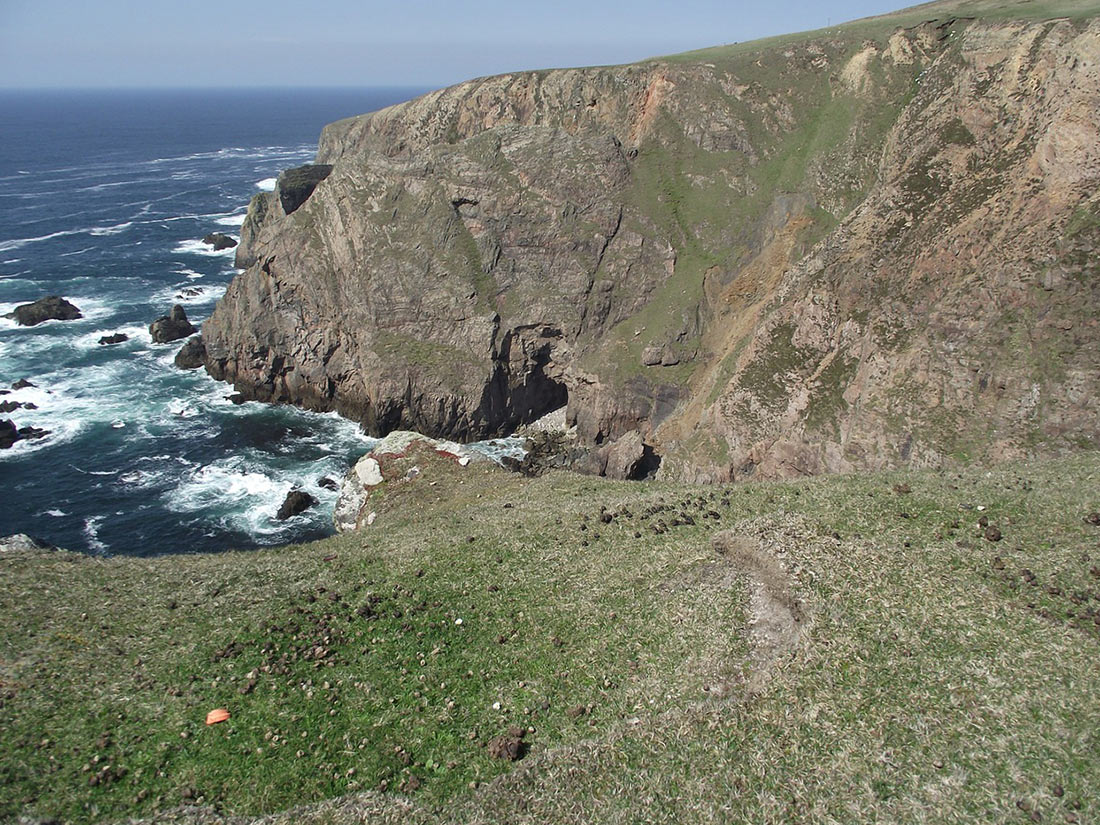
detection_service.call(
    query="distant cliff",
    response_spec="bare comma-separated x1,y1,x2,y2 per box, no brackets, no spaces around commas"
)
203,4,1100,480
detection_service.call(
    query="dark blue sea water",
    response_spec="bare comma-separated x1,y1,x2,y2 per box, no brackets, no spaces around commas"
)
0,88,436,556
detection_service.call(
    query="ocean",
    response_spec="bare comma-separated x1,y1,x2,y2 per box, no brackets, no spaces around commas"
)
0,87,518,557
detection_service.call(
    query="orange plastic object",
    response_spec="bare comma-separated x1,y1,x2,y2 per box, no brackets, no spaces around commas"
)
205,708,230,725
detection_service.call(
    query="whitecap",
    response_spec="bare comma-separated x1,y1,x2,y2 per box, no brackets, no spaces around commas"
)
215,213,247,227
0,220,132,252
172,238,237,257
58,246,96,257
44,509,67,517
173,268,204,280
0,229,82,253
255,178,277,192
89,221,133,237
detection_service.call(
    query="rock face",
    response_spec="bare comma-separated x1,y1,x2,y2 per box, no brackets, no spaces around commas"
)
150,305,196,344
174,336,207,370
9,296,82,326
203,10,1100,481
202,232,237,251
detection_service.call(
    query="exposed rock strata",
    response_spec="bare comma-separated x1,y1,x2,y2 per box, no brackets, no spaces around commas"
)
204,15,1100,480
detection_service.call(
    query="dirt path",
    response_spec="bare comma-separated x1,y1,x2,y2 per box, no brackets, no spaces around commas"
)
712,531,809,692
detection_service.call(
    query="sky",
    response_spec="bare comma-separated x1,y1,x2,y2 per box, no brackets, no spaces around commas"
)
0,0,915,89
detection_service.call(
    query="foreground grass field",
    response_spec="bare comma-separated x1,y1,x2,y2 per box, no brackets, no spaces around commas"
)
2,451,1099,824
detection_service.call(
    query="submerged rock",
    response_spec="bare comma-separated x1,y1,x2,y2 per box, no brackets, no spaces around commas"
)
9,296,82,326
98,332,129,346
11,379,35,390
174,335,207,370
276,489,317,521
202,232,237,250
149,304,196,343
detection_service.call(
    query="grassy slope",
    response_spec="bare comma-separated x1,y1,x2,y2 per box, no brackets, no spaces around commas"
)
583,0,1100,395
2,453,1100,824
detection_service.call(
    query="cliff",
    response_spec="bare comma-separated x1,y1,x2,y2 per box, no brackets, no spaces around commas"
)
203,0,1100,480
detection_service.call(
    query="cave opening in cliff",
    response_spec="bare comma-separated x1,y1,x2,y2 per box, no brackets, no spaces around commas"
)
516,371,568,429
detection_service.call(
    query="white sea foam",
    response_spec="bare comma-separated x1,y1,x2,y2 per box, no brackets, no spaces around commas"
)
215,213,247,227
173,268,205,280
172,238,237,257
154,283,225,307
255,178,277,192
89,221,132,237
82,516,109,554
58,246,97,257
44,509,67,517
0,220,134,252
72,325,151,351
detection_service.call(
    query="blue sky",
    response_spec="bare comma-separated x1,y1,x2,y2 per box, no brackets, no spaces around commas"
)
1,0,913,88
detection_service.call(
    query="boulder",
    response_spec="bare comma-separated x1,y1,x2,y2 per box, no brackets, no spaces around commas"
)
9,296,82,326
317,476,338,490
11,379,34,390
149,305,196,344
0,401,22,414
202,232,237,251
98,332,129,346
174,336,207,370
0,419,17,449
277,164,333,215
276,489,317,521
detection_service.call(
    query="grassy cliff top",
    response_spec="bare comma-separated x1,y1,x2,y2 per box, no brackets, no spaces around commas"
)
3,452,1100,823
664,0,1100,63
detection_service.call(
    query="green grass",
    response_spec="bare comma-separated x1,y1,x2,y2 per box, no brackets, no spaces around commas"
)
3,453,1100,824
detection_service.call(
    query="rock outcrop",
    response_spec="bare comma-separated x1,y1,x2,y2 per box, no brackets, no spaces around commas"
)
9,296,82,326
277,164,333,214
334,431,483,532
174,335,207,370
0,418,48,449
203,9,1100,481
0,534,60,555
276,489,317,521
98,332,129,346
202,232,237,251
149,305,196,344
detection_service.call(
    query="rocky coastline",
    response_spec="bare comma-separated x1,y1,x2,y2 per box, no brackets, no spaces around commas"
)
195,16,1100,483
